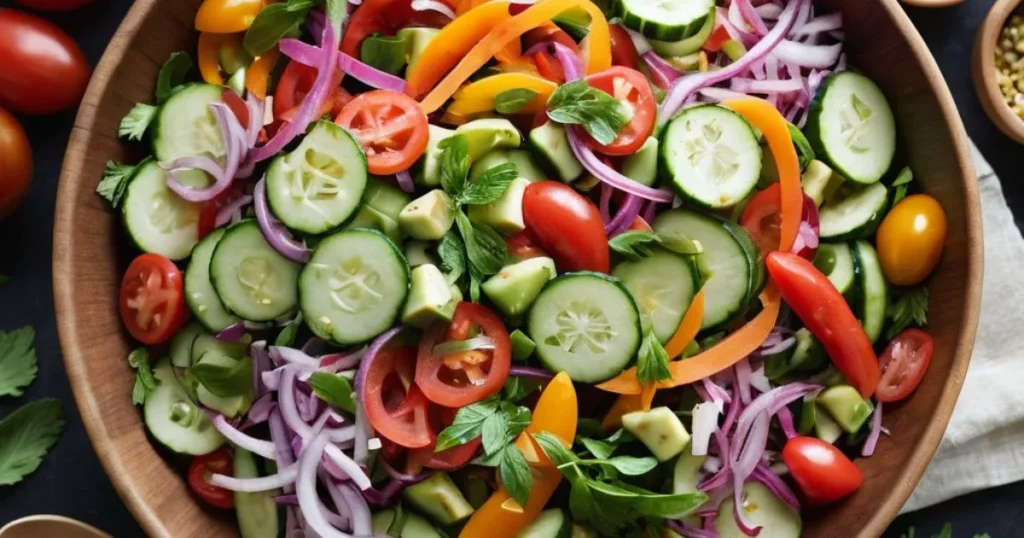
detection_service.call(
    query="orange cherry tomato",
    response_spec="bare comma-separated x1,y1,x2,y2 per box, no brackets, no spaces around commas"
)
876,329,934,403
119,254,187,345
875,194,947,286
195,0,263,34
188,448,235,509
581,66,656,156
0,106,31,220
334,90,430,175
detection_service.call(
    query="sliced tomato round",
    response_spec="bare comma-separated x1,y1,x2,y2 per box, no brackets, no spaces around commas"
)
361,346,434,448
416,302,512,408
408,406,482,471
609,24,641,68
341,0,451,57
335,89,430,175
119,254,187,345
876,329,934,403
188,447,234,509
273,60,347,120
581,66,656,156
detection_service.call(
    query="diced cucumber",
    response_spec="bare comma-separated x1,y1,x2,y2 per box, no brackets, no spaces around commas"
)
344,204,404,245
805,71,896,185
613,0,714,42
210,220,301,321
818,181,888,240
470,149,547,183
622,406,691,462
818,385,873,434
234,447,283,538
405,240,438,268
399,190,456,241
402,264,458,329
650,13,715,57
850,240,887,343
372,508,443,538
169,321,204,368
813,405,843,444
414,125,457,187
457,118,523,159
362,176,413,223
266,121,367,234
300,229,410,344
621,137,659,187
529,122,583,183
397,27,441,71
661,105,762,208
403,473,475,526
516,508,570,538
801,159,835,207
813,243,855,295
152,83,228,189
510,329,536,362
482,257,556,318
144,359,225,455
715,482,801,538
185,227,241,332
612,248,698,343
121,158,202,261
468,176,530,236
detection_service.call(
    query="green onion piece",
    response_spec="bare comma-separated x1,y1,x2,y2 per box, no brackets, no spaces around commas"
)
361,34,409,76
433,336,496,358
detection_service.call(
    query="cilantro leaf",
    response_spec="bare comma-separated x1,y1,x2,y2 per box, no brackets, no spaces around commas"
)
499,444,533,508
457,163,518,206
96,160,136,208
636,331,671,385
439,135,471,198
155,52,194,103
886,285,928,339
0,398,64,486
244,0,318,57
438,231,467,285
308,372,356,413
891,166,913,207
494,88,539,115
118,103,157,141
128,348,158,406
0,327,37,398
608,231,661,261
546,79,629,145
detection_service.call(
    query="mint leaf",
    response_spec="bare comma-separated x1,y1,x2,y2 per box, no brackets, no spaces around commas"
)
499,445,533,508
96,160,136,209
608,231,661,261
546,79,629,145
533,432,579,466
0,327,37,398
458,163,517,206
118,104,157,141
156,52,194,103
191,353,252,398
438,231,467,285
439,135,471,198
578,428,634,460
636,331,671,385
455,211,509,276
0,398,64,486
494,88,539,115
481,412,508,457
308,372,356,413
435,398,498,452
244,0,317,57
886,285,928,339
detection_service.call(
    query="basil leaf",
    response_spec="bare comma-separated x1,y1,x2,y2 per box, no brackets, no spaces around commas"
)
499,445,533,508
0,399,64,486
439,135,471,198
308,372,356,413
546,79,629,145
118,104,157,141
457,163,517,205
435,398,498,452
577,456,658,476
191,353,252,397
456,211,509,276
578,428,634,460
608,231,661,261
481,412,508,457
243,0,318,57
636,331,672,385
0,327,37,398
275,314,303,347
499,402,531,443
156,52,194,104
532,431,579,466
361,34,408,76
494,88,539,115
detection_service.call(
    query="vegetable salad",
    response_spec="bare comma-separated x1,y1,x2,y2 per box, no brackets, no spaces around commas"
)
97,0,949,536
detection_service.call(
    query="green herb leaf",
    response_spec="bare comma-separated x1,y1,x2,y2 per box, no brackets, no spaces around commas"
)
935,524,952,538
0,327,37,399
308,372,356,413
578,428,634,460
659,234,704,256
587,480,708,520
503,376,539,403
156,52,194,103
455,211,510,276
439,135,471,198
457,163,518,206
481,412,508,456
361,33,408,76
546,79,629,145
469,265,484,303
499,401,531,443
435,398,498,452
438,231,467,285
886,285,928,339
96,160,137,208
118,104,157,141
128,348,159,406
275,314,303,347
191,353,252,398
0,398,64,486
532,432,579,466
577,456,657,476
494,88,539,115
891,166,913,206
608,231,661,261
636,331,672,385
787,122,815,171
243,0,318,57
499,445,533,508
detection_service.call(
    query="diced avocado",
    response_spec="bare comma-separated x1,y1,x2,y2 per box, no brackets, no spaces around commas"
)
481,257,556,318
571,524,599,538
468,176,530,236
470,149,547,183
801,160,835,207
516,508,569,538
195,351,249,418
456,118,523,160
397,27,441,71
817,385,874,434
402,264,457,329
763,328,826,381
621,137,659,187
363,176,413,222
415,124,458,187
403,473,475,526
672,449,707,528
510,329,536,362
529,122,583,183
346,204,404,245
399,190,455,241
405,240,438,268
621,406,691,462
371,508,443,538
813,404,843,444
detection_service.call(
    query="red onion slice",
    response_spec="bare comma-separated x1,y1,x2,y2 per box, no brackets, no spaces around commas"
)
772,40,841,69
862,402,883,457
690,402,721,457
395,169,415,193
164,103,245,202
508,365,555,381
642,51,683,90
752,462,800,510
605,193,642,237
339,52,407,92
211,463,299,492
411,0,455,19
735,0,769,35
211,414,278,459
254,178,311,263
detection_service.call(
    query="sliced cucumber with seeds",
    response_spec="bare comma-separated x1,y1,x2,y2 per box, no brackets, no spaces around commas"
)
716,482,801,538
806,71,896,185
144,359,225,455
661,105,762,209
612,249,698,343
152,83,228,188
813,243,855,295
210,220,301,321
819,181,888,240
528,272,642,383
122,158,202,261
650,14,715,57
266,121,367,235
300,229,410,345
614,0,714,42
186,227,241,332
850,240,887,343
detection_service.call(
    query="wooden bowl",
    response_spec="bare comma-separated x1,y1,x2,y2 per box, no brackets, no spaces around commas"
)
900,0,966,8
973,0,1024,143
0,515,112,538
52,0,983,536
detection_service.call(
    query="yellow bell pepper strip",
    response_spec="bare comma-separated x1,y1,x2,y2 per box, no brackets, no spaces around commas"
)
447,73,557,117
198,32,249,86
578,1,611,74
404,2,522,99
418,0,585,113
195,0,264,34
461,372,577,537
455,0,487,16
601,385,656,430
245,48,279,99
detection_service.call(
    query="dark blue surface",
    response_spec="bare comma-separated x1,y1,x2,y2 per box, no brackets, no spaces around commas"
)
0,1,1018,536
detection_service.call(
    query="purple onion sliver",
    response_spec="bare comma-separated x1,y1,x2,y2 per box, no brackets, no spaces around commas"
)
214,194,253,228
508,365,555,381
567,126,675,202
605,193,642,238
862,401,883,457
642,51,683,89
735,0,769,34
274,493,299,505
210,463,299,492
339,52,407,92
395,170,415,193
254,179,311,263
211,414,278,459
339,482,373,535
776,404,798,440
380,456,434,484
599,182,613,223
216,322,246,342
752,463,800,511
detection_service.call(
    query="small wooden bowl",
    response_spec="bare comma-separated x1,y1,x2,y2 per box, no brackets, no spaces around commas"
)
973,0,1024,143
0,515,111,538
52,0,983,536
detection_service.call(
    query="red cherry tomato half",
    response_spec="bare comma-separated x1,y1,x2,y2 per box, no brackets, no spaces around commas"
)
361,346,435,449
740,183,819,260
609,24,641,69
188,448,235,509
628,216,652,232
273,60,348,120
522,181,609,273
340,0,450,57
0,9,91,115
782,436,863,505
416,302,512,408
119,254,187,345
876,329,934,403
335,90,430,175
581,66,656,156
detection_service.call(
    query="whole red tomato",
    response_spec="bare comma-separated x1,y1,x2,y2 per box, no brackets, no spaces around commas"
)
13,0,94,12
0,106,32,220
0,9,91,114
522,181,609,273
782,436,863,504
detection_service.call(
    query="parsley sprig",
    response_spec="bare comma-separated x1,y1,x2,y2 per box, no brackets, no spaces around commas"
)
128,348,159,405
886,285,929,339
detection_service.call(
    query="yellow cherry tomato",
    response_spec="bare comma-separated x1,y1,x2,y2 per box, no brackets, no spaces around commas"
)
196,0,264,34
876,194,947,286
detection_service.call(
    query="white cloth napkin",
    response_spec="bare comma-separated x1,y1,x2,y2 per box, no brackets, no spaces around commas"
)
902,141,1024,512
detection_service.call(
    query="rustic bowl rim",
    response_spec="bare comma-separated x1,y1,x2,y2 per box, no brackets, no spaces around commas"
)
52,0,983,536
972,0,1024,143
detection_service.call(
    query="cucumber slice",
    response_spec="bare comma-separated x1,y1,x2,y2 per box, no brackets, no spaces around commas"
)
516,508,570,538
266,121,368,234
372,509,443,538
650,14,715,57
152,83,228,189
850,240,887,343
234,447,283,538
715,482,801,538
121,159,202,261
672,449,707,528
169,321,204,368
186,227,241,332
144,359,225,455
528,272,642,383
612,249,698,343
661,105,762,209
818,181,888,240
806,71,896,185
191,332,250,366
210,220,301,321
363,176,413,222
652,210,757,329
813,243,855,295
529,122,583,183
614,0,714,42
300,229,410,345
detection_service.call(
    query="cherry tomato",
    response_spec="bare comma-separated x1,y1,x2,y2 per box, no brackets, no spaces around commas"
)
506,230,549,260
197,184,245,240
221,88,250,129
341,0,450,57
335,90,430,175
740,183,819,260
119,254,187,345
195,0,263,34
532,50,566,84
628,216,652,232
188,448,235,509
361,346,434,448
609,24,641,69
703,25,731,53
581,67,656,156
876,329,934,403
522,181,609,273
416,302,512,408
408,406,483,470
782,436,863,505
13,0,93,11
273,60,345,119
875,194,947,286
0,106,32,220
0,9,90,115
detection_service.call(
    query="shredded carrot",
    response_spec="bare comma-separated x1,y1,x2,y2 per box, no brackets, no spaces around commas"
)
664,290,705,359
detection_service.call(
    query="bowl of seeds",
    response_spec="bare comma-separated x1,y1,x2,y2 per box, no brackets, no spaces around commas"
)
974,0,1024,143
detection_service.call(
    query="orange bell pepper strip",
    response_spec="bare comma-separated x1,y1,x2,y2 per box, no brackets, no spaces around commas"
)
461,372,577,537
404,2,522,99
579,1,611,74
418,0,584,113
245,48,279,99
602,385,656,430
198,32,233,86
447,73,557,117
